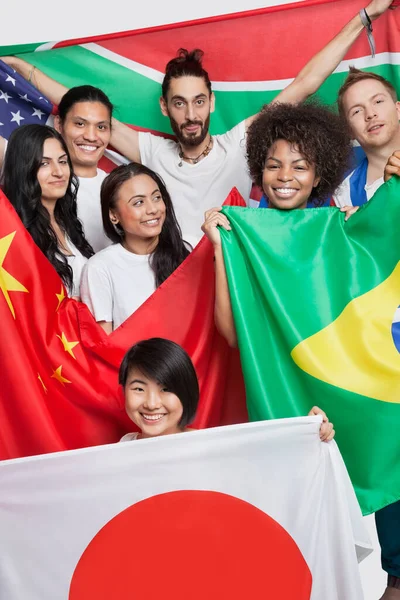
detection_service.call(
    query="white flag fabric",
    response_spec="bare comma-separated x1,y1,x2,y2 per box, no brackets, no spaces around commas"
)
0,417,371,599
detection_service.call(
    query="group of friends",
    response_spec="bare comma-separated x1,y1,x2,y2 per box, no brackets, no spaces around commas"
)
0,0,399,597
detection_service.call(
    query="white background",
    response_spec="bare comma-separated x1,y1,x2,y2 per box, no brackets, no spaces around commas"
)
1,0,388,597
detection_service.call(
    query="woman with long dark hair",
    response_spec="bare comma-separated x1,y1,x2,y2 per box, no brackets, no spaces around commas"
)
80,163,190,333
2,124,94,297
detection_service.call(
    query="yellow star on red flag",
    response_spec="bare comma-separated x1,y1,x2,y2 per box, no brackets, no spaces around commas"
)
0,231,29,319
51,365,71,386
55,286,66,312
57,332,79,360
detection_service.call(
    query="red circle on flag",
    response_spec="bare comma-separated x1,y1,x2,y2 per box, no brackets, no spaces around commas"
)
69,490,312,599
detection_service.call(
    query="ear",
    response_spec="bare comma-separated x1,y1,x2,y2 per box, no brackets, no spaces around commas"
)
210,92,216,114
396,100,400,120
159,96,169,118
109,209,119,225
313,175,321,188
54,115,63,134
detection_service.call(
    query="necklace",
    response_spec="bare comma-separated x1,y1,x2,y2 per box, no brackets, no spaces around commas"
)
178,136,213,167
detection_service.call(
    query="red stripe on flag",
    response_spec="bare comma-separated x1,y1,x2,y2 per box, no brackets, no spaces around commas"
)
52,0,400,81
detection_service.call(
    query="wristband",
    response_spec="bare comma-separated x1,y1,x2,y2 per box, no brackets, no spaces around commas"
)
359,8,375,58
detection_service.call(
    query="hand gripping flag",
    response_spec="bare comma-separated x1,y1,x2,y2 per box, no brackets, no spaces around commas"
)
0,188,247,460
220,176,400,515
0,417,372,600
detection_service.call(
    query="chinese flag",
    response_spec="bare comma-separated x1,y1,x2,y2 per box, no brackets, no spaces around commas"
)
0,189,247,460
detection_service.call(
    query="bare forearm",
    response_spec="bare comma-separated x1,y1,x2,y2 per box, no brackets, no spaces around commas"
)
214,246,238,348
276,12,365,105
3,56,68,105
110,118,141,163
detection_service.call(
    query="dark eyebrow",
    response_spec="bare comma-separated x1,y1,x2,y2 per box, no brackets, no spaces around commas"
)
128,189,160,201
42,153,68,160
170,93,207,101
72,116,109,125
266,157,307,164
128,378,147,385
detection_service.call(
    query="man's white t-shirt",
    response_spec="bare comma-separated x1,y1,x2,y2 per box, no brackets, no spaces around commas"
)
80,243,156,330
333,171,384,207
77,169,111,253
139,121,252,247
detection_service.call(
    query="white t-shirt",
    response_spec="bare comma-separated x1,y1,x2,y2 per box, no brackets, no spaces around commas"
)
80,243,156,330
139,121,252,247
77,169,111,253
333,172,384,207
64,238,88,298
120,433,139,442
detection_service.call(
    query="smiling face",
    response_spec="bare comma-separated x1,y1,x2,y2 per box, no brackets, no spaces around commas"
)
55,100,111,177
342,79,400,150
124,367,184,438
262,139,320,210
160,76,215,149
109,174,166,247
37,137,71,205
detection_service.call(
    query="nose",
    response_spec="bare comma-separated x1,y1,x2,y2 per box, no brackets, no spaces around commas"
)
144,392,161,410
277,166,293,182
82,125,98,141
185,103,196,122
52,162,64,177
145,200,158,215
365,105,377,121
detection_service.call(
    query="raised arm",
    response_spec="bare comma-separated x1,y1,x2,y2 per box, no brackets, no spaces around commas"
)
245,0,394,128
201,208,238,348
1,56,141,163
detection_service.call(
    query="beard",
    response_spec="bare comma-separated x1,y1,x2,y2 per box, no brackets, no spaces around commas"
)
169,113,211,148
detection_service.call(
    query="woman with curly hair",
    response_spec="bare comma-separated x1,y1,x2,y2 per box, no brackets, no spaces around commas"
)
1,124,94,298
201,101,352,348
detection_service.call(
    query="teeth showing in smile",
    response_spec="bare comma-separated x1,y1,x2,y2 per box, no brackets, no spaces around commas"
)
369,125,382,132
142,219,159,225
274,188,297,194
78,145,99,152
141,413,165,421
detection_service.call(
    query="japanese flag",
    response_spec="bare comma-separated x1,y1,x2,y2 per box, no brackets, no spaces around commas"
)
0,417,371,599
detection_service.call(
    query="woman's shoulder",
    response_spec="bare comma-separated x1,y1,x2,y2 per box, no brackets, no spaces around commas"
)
120,432,140,442
86,243,122,266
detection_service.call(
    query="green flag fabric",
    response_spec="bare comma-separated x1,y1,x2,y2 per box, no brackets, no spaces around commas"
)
221,177,400,515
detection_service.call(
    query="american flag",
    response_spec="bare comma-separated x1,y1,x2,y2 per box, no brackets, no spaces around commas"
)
0,60,52,139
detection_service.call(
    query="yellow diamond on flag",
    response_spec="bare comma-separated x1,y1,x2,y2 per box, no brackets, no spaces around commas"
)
291,262,400,404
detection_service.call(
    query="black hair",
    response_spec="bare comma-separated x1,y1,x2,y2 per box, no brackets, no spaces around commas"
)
162,48,212,99
1,124,94,292
246,101,352,206
119,338,199,428
101,162,190,287
58,85,113,123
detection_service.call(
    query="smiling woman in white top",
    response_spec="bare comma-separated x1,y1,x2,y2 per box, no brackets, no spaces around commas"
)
1,124,94,298
80,163,190,333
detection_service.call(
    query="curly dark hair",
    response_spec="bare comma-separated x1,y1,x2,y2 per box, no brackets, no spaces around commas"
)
246,101,352,206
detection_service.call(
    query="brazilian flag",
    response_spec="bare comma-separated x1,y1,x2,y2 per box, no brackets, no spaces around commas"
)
221,176,400,515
